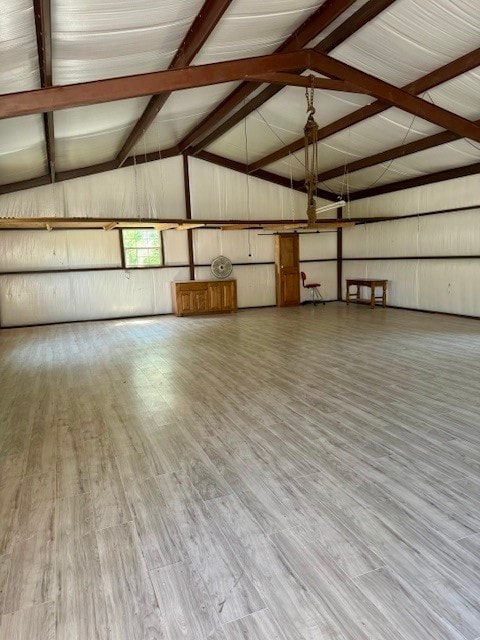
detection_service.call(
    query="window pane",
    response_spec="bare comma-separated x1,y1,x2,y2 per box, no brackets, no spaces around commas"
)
125,248,138,267
123,229,160,249
123,229,163,267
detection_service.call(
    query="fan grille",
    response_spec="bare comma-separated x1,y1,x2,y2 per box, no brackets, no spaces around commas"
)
211,256,233,279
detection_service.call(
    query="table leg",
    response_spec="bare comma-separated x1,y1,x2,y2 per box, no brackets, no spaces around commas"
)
382,283,387,308
357,285,361,302
370,286,375,309
346,284,350,304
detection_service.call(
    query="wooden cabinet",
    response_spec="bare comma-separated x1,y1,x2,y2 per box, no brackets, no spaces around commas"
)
172,280,237,317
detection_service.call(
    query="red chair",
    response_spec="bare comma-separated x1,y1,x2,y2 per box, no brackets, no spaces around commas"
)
300,271,325,306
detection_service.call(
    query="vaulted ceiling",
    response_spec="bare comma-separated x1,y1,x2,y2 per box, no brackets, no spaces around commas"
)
0,0,479,200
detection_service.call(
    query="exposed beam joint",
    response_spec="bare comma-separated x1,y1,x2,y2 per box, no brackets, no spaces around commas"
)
116,0,233,168
250,46,480,172
184,0,395,154
308,50,480,142
245,73,369,93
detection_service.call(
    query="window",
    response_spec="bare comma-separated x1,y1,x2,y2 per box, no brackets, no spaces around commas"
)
122,229,163,268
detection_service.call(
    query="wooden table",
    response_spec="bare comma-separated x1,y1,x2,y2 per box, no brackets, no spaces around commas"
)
346,278,387,309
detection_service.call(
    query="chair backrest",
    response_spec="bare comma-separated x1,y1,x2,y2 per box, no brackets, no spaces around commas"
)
300,271,306,287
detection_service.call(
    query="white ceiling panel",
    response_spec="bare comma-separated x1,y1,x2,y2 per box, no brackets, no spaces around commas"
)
0,115,47,185
131,83,239,155
54,99,151,171
320,138,480,193
307,0,370,48
0,0,40,93
383,138,480,175
55,127,131,172
316,107,442,169
330,0,480,86
425,67,480,120
207,82,372,164
193,0,321,64
52,0,205,84
54,98,149,138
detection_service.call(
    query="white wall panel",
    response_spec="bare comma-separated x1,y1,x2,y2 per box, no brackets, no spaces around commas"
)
348,174,480,218
0,230,121,271
63,157,185,218
344,210,480,258
189,156,329,221
0,267,189,327
162,229,189,265
300,232,337,260
193,229,274,264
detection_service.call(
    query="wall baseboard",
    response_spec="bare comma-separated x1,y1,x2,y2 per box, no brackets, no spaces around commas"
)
337,299,479,321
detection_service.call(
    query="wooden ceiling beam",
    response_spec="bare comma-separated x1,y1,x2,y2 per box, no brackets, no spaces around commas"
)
251,46,480,172
349,162,480,200
183,0,396,155
115,0,233,168
308,50,480,142
317,122,480,183
33,0,55,182
0,50,309,119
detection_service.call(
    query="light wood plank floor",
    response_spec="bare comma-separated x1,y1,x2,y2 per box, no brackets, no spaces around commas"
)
1,304,480,640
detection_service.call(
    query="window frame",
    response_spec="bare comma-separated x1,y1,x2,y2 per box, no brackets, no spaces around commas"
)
120,228,165,269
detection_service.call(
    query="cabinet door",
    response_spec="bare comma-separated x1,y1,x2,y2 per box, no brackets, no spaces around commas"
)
208,283,223,311
178,291,193,314
192,289,208,312
220,281,236,310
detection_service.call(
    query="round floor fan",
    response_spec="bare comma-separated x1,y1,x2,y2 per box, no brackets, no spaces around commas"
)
211,256,233,279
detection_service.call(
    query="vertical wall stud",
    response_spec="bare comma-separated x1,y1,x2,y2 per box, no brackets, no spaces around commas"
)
337,206,343,300
183,154,195,280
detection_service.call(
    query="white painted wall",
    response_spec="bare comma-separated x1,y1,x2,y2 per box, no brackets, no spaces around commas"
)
343,176,480,316
0,156,335,326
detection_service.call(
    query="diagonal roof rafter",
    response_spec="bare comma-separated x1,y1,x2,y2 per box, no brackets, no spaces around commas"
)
253,47,480,174
305,50,480,143
182,0,397,155
115,0,234,169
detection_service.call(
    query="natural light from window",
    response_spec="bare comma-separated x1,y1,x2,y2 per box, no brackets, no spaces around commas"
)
122,229,163,268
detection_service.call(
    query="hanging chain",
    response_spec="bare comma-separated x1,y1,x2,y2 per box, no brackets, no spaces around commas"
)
305,74,316,116
304,75,319,225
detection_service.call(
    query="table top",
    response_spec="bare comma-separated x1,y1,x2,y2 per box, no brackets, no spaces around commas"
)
173,279,236,284
346,278,388,284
